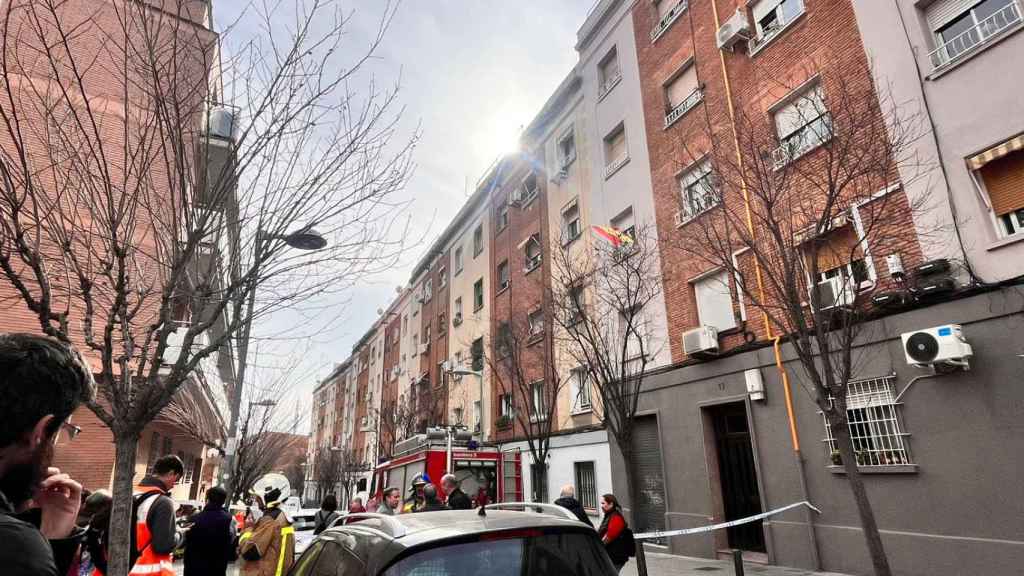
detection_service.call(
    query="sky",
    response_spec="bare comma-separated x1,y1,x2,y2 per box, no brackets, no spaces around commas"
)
214,0,597,429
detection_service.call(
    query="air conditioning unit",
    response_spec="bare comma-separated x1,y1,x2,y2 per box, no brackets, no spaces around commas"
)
453,312,463,326
716,9,751,51
418,343,430,356
508,187,524,206
682,325,719,356
440,360,451,373
901,324,972,369
811,276,856,311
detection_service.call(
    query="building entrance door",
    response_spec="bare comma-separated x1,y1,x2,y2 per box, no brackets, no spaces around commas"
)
711,402,765,553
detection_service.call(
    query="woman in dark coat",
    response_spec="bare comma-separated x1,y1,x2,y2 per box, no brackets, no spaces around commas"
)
597,494,631,572
184,487,235,576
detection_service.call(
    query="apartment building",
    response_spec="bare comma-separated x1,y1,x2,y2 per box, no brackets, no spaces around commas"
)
620,0,1024,574
849,0,1024,282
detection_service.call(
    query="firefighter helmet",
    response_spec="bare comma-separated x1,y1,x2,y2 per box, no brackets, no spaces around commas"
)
410,472,430,488
251,472,291,505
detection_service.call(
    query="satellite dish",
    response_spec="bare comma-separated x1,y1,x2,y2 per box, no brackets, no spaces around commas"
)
377,308,385,315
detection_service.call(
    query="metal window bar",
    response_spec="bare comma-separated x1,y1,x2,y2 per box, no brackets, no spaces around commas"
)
575,462,597,510
822,375,912,466
664,87,703,128
929,2,1022,69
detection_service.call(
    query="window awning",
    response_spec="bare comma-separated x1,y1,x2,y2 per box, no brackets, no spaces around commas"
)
967,133,1024,170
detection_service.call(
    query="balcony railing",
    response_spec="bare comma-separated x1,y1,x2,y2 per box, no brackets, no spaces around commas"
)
664,88,704,129
598,72,622,99
604,154,629,179
929,3,1022,70
650,0,688,42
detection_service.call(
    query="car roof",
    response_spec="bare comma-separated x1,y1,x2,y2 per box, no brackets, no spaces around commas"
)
319,509,593,572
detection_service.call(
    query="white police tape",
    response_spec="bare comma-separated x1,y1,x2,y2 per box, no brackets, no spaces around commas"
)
634,500,821,540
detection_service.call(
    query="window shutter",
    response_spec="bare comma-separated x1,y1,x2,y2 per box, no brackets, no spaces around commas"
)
656,0,678,20
608,128,626,161
752,0,784,24
926,0,978,31
813,226,864,272
694,270,737,331
980,150,1024,216
775,85,825,139
665,65,698,109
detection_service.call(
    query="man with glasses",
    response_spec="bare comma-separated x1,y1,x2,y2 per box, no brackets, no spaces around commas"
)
0,333,95,576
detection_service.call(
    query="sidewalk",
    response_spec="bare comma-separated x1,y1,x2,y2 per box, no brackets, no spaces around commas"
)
621,551,852,576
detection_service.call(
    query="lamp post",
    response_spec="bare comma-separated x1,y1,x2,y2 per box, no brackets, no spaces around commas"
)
448,366,485,441
222,228,326,500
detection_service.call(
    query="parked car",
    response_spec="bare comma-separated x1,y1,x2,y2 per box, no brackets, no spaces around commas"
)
289,503,616,576
291,508,322,557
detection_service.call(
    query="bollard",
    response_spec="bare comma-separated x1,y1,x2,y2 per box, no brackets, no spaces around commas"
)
732,549,744,576
635,540,649,576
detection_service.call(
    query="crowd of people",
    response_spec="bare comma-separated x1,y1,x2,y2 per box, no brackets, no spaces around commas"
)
0,333,634,576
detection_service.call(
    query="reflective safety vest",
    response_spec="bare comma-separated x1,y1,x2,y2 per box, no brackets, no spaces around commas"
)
128,485,175,576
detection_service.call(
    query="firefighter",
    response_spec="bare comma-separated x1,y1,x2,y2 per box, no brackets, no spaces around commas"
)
402,473,429,513
237,474,295,576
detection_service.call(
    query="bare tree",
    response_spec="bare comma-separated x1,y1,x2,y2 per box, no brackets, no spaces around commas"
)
549,225,666,530
312,445,367,504
376,391,417,459
486,311,567,501
670,59,931,576
0,1,414,574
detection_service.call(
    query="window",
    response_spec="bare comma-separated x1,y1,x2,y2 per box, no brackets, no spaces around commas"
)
531,463,548,502
402,314,407,335
496,321,513,358
823,375,912,467
424,324,431,344
664,63,701,127
473,278,485,310
529,380,548,423
928,0,1022,68
561,201,581,245
471,338,484,371
424,278,433,302
611,207,636,250
598,47,621,97
528,309,544,339
314,542,365,576
558,128,576,170
497,260,510,292
618,306,647,361
976,147,1024,237
751,0,805,47
453,407,464,425
603,124,628,177
473,400,482,431
678,159,718,222
772,83,831,167
808,226,870,287
437,312,446,335
524,236,542,272
693,270,737,331
473,224,484,257
567,284,585,325
651,0,687,40
454,246,464,274
570,367,592,413
439,265,447,288
521,172,539,205
497,202,510,231
500,394,514,418
574,461,597,511
453,297,463,325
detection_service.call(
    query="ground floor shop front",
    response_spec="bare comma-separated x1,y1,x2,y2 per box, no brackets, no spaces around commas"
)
613,288,1024,576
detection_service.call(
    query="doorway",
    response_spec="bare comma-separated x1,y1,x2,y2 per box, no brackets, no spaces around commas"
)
709,402,765,553
631,414,666,540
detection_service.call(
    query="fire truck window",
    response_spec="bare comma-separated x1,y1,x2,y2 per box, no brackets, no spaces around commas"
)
452,465,497,506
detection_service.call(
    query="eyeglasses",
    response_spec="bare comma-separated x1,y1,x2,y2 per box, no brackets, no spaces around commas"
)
60,421,83,442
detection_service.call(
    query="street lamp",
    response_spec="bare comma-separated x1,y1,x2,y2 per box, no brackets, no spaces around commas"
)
222,228,326,499
448,366,485,441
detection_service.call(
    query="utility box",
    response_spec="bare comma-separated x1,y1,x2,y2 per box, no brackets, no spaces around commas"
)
745,368,765,401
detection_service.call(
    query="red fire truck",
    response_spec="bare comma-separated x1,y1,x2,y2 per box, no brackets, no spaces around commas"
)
370,427,522,507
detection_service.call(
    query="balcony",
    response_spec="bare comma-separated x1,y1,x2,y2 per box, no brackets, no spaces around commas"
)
664,88,704,129
650,0,689,42
604,154,630,179
929,3,1022,71
598,72,622,100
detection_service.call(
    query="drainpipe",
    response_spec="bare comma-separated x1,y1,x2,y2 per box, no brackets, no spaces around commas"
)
708,0,821,568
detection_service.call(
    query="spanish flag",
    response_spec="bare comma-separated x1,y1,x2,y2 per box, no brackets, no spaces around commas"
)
592,225,634,248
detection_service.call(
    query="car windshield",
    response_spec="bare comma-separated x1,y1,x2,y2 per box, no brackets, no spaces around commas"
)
383,531,616,576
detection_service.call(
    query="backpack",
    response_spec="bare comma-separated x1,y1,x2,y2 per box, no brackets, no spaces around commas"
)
622,527,637,558
313,510,339,535
129,487,162,565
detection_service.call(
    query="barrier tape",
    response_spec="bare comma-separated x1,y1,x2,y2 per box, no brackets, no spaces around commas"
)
634,500,821,540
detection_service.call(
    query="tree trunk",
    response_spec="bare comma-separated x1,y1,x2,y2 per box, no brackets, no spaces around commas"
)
108,432,140,576
833,421,892,576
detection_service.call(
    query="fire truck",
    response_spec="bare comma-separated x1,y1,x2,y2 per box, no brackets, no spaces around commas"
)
370,427,522,506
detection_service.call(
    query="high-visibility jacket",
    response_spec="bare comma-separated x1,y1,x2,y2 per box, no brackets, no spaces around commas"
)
238,507,295,576
128,485,175,576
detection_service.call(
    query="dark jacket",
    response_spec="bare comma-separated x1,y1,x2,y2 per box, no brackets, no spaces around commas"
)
137,476,177,555
0,489,84,576
417,498,448,512
446,487,473,510
554,496,593,527
313,510,339,534
598,510,631,566
184,504,235,576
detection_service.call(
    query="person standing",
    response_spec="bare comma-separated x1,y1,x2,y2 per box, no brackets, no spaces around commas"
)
440,474,472,510
81,490,113,576
347,497,365,514
376,487,400,516
130,455,183,576
238,477,294,576
402,474,428,513
554,485,593,527
183,487,234,576
0,334,95,576
597,494,631,573
313,494,339,535
416,484,448,512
